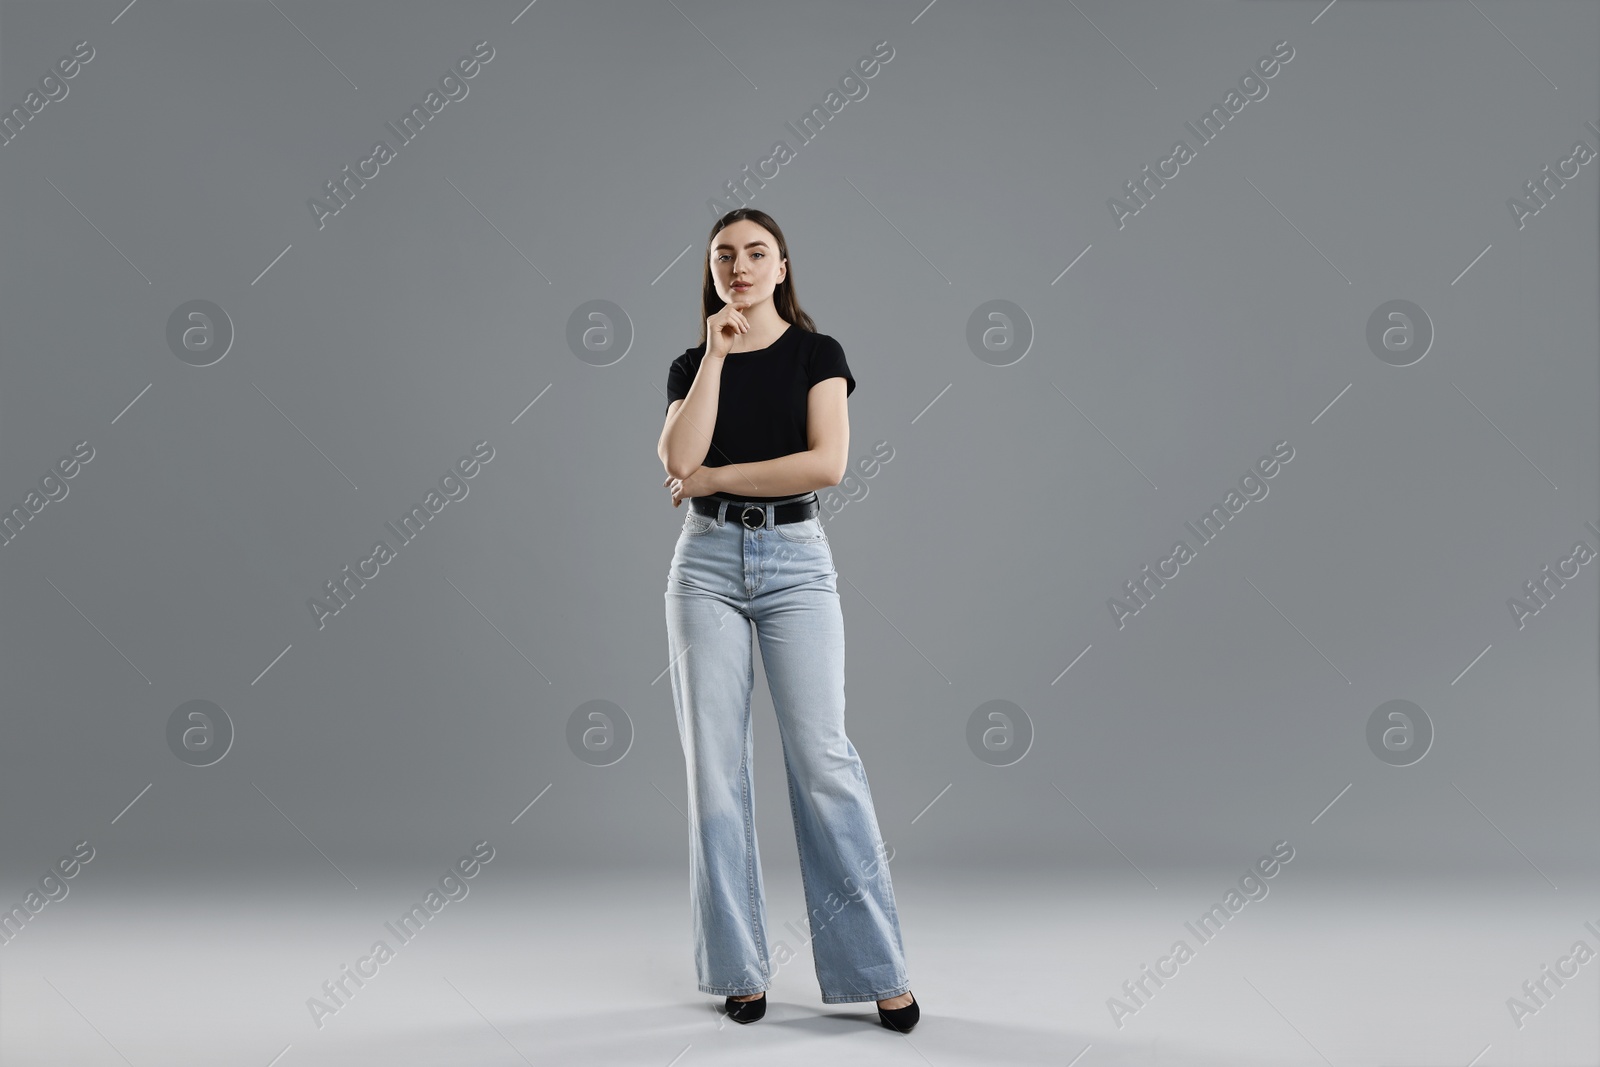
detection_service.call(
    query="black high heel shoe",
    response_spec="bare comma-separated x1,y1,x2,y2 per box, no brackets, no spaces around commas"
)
724,991,766,1023
877,992,918,1033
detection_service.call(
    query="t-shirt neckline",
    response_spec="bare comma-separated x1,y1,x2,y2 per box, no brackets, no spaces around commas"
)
723,322,794,356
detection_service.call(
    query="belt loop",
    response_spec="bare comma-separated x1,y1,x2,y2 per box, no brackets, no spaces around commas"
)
716,500,727,525
765,504,775,530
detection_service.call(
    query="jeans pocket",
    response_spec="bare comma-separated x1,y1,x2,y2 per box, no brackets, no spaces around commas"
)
776,517,827,543
683,509,715,536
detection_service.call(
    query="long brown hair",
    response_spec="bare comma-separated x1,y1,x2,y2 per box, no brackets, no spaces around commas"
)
695,208,817,346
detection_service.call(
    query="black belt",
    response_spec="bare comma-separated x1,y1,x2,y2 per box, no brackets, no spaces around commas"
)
690,492,818,529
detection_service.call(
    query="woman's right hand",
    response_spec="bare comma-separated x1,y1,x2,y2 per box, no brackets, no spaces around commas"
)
705,301,751,359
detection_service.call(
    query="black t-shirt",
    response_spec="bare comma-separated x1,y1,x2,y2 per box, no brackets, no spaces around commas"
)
665,324,856,503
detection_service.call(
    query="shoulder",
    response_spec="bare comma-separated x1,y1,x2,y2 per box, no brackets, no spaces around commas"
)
797,330,855,394
793,330,849,367
794,328,841,351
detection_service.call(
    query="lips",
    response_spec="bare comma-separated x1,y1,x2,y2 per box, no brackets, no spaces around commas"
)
732,283,751,290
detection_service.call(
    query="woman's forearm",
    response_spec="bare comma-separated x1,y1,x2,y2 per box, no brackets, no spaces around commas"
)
659,355,726,479
710,450,840,499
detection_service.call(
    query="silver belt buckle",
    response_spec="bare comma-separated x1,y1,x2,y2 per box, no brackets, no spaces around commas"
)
740,504,765,529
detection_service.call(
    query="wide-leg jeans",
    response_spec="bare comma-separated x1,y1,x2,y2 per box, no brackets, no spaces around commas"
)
663,496,911,1005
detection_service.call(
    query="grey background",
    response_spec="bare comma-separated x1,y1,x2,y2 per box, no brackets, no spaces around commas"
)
2,0,1596,891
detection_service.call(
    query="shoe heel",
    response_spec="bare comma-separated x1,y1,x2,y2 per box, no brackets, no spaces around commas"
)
877,992,918,1033
724,991,766,1023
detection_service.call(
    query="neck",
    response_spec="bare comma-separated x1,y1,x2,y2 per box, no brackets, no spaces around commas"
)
730,300,788,338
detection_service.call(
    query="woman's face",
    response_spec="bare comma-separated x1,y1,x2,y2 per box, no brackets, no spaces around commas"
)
711,220,785,306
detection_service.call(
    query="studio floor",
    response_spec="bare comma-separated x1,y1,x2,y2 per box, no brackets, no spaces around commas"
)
6,865,1596,1066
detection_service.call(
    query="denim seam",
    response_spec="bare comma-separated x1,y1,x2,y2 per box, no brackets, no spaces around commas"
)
782,740,865,1006
854,759,911,970
740,635,769,981
700,981,769,996
783,742,816,957
784,709,896,1005
821,984,912,1005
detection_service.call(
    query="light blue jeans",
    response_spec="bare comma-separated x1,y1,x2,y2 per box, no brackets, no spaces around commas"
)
664,493,911,1005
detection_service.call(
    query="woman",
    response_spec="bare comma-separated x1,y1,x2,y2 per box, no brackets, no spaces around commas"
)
657,208,918,1033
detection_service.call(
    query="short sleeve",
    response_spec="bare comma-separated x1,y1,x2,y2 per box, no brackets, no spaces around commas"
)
807,335,856,397
665,353,693,415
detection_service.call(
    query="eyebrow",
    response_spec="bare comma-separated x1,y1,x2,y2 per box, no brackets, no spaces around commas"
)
713,240,770,251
